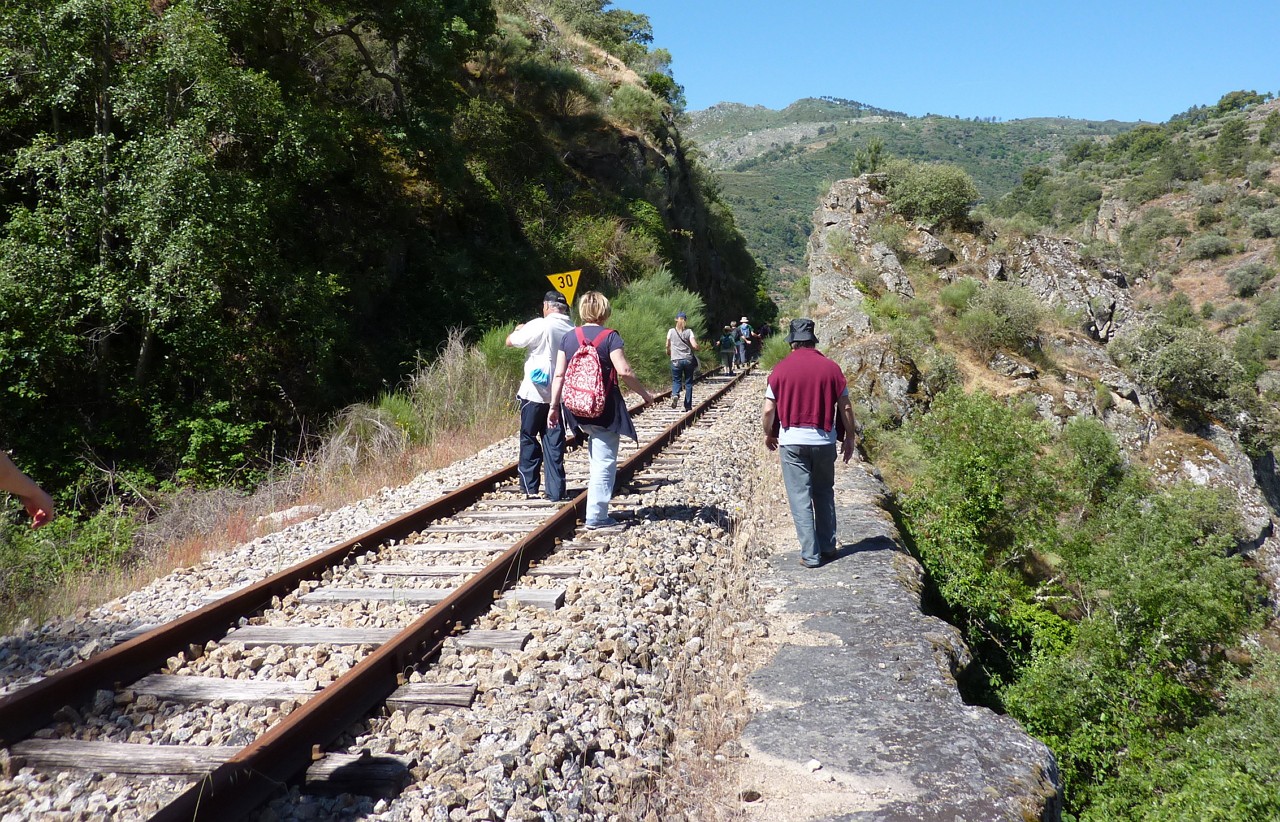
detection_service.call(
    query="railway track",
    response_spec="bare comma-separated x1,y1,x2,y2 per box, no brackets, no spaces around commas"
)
0,367,754,820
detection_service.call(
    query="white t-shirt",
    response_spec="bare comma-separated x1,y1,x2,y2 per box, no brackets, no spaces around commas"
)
509,313,574,403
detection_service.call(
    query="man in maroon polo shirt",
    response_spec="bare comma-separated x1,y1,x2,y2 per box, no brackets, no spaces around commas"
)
762,319,857,568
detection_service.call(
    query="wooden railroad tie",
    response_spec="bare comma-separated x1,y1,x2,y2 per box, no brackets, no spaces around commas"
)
296,587,565,609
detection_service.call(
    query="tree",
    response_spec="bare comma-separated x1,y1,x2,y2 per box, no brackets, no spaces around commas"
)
851,137,885,175
1213,118,1249,175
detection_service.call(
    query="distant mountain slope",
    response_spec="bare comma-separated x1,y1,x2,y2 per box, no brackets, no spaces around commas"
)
684,97,1140,284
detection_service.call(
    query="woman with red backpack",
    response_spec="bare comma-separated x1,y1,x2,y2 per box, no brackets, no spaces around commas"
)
548,291,655,531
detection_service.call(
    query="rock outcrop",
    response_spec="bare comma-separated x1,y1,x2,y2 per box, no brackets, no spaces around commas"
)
740,462,1062,820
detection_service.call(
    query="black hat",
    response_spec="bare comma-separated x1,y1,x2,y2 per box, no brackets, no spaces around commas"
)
544,290,569,306
785,318,818,344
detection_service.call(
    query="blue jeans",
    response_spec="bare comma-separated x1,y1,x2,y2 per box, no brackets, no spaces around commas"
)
518,398,566,500
579,424,620,526
670,358,695,409
779,443,837,565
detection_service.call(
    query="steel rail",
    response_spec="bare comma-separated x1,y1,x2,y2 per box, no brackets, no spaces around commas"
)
150,367,749,821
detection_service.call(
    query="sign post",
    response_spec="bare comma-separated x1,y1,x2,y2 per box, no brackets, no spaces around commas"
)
546,270,580,310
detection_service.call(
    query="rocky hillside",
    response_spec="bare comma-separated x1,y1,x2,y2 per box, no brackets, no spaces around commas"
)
805,135,1280,813
683,97,1140,285
809,176,1279,579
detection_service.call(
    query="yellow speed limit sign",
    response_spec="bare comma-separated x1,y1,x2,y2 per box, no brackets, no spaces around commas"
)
546,270,580,308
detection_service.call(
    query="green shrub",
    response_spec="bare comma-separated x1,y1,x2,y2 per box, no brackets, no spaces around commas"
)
0,502,136,609
1194,205,1220,227
1110,318,1244,412
611,268,709,386
759,334,792,369
477,322,526,389
898,388,1062,679
1120,207,1187,268
955,281,1044,356
881,158,979,227
1007,482,1257,809
1088,650,1280,820
868,294,934,360
868,220,908,255
609,84,665,135
939,277,980,313
1247,208,1280,238
1184,234,1234,260
1216,302,1250,327
1227,262,1275,297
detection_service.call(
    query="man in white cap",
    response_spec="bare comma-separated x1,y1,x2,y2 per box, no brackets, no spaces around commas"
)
735,316,752,367
506,291,575,499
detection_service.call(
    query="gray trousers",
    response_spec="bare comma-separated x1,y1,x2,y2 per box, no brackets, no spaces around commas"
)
779,443,838,565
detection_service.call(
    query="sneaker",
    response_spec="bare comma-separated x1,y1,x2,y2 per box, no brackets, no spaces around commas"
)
585,518,630,533
799,557,823,569
670,397,679,409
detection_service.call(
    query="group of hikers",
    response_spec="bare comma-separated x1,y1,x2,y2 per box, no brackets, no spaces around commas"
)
508,291,856,568
716,317,769,375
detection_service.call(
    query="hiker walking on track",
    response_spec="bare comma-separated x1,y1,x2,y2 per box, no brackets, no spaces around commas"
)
735,316,752,366
718,325,737,376
665,311,699,411
548,291,655,531
761,318,857,568
506,291,576,500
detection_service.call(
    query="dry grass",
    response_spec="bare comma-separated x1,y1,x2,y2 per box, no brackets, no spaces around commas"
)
0,410,515,634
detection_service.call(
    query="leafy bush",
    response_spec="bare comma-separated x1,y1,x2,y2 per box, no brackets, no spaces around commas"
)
611,268,709,386
1119,207,1187,268
1247,208,1280,238
867,294,934,360
955,281,1045,356
1110,318,1244,412
0,503,136,609
609,84,665,135
759,334,792,369
939,277,980,313
1184,233,1234,260
1227,262,1275,297
880,159,980,227
1088,650,1280,820
1006,482,1257,808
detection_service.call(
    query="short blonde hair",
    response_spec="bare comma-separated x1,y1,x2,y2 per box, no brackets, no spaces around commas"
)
578,291,611,324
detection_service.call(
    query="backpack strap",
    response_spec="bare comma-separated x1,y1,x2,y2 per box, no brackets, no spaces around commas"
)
587,328,616,387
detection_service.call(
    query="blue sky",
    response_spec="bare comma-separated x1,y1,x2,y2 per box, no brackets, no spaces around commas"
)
621,0,1279,123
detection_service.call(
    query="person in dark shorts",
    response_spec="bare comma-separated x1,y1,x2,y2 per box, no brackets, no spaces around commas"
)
718,325,737,376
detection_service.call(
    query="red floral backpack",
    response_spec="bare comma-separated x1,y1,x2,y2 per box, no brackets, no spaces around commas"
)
562,328,614,417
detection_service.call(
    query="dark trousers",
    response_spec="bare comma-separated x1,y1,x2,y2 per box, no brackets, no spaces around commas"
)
518,398,566,500
670,358,696,410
